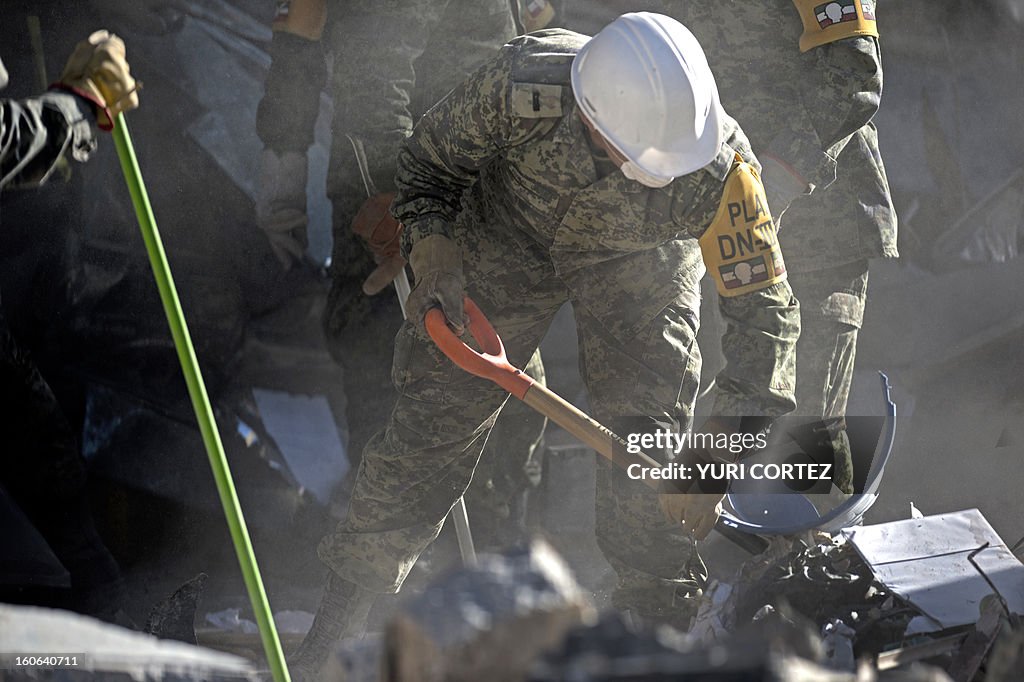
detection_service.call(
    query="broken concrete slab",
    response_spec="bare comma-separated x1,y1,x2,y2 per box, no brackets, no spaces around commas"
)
842,508,1024,635
251,388,349,505
379,539,594,682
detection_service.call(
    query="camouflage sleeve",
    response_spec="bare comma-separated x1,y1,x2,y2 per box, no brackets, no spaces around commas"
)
672,123,800,417
712,281,800,418
1,92,96,190
325,2,451,195
393,41,552,248
765,34,882,191
255,31,326,153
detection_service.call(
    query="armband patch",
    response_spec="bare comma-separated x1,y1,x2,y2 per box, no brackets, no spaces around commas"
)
793,0,878,53
510,82,564,118
521,0,556,32
699,158,787,297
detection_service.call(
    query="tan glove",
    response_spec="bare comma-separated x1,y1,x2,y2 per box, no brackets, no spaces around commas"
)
58,30,139,131
656,416,740,540
406,234,466,333
351,192,407,295
658,493,723,541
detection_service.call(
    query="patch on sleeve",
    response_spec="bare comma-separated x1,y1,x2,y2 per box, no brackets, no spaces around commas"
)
520,0,556,32
792,0,878,53
509,82,565,118
699,158,788,297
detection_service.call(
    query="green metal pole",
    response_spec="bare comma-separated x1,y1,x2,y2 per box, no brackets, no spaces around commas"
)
112,116,290,682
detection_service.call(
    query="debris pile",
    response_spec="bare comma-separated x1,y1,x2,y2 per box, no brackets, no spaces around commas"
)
696,533,916,656
330,539,594,682
694,509,1024,680
323,509,1024,681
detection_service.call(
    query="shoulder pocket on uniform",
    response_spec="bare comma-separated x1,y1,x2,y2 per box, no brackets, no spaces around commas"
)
509,82,565,118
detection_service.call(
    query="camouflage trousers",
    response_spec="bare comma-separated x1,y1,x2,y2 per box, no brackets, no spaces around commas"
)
314,1,533,538
319,229,708,623
786,260,870,494
322,256,547,552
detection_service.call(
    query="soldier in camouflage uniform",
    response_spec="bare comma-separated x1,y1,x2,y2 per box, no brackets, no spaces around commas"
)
292,13,800,677
255,0,548,547
665,0,898,493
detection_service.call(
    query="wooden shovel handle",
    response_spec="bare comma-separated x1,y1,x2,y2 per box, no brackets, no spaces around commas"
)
425,298,664,490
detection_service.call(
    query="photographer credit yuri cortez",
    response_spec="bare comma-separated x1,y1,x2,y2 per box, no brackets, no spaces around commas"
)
621,417,873,495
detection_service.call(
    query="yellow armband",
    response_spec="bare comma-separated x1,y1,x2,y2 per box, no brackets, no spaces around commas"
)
793,0,878,53
273,0,327,41
520,0,555,32
699,158,787,297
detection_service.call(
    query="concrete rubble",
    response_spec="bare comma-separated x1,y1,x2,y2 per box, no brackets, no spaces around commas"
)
308,510,1024,681
327,539,595,682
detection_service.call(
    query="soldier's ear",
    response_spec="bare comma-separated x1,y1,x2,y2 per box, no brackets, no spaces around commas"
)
0,58,8,90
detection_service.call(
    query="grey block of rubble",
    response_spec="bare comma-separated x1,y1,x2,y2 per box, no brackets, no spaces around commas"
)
374,539,594,682
0,603,254,681
530,611,951,682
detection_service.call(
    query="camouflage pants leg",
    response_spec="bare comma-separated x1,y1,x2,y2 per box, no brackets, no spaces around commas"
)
317,267,566,593
787,260,869,494
463,349,547,551
578,298,707,627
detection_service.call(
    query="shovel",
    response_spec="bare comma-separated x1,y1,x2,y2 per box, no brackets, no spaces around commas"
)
425,298,664,490
347,135,477,566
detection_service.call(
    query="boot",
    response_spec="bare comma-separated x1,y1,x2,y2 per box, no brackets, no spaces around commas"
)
290,572,377,681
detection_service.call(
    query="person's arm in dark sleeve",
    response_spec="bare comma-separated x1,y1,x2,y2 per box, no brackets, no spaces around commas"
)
330,2,449,195
765,33,882,192
0,91,97,190
681,154,800,418
255,30,326,153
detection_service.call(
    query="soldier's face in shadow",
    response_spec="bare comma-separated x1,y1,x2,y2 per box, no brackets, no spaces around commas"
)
578,109,629,166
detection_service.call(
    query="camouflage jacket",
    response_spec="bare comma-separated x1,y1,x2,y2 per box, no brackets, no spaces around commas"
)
666,0,898,269
257,0,515,193
394,29,799,417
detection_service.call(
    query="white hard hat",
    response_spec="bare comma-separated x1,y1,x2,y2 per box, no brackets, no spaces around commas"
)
571,12,724,181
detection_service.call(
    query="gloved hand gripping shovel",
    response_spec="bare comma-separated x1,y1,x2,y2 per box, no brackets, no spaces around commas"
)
425,298,664,489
